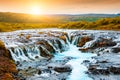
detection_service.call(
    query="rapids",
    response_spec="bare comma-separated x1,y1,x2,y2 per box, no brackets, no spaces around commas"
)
54,44,96,80
0,29,119,80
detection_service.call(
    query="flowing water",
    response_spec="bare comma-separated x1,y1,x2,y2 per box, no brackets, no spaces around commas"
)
54,44,96,80
0,29,103,80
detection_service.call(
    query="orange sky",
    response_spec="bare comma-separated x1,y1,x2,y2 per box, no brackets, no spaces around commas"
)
0,0,120,14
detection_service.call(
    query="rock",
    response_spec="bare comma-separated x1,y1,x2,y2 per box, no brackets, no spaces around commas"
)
77,36,93,47
59,35,67,43
112,47,120,53
88,64,99,71
0,40,18,80
38,69,42,75
110,66,120,74
39,46,53,58
92,38,116,48
54,65,72,73
79,48,89,52
98,60,108,63
35,56,39,59
89,54,120,75
83,60,90,63
89,64,109,74
25,34,31,39
0,73,13,80
37,40,55,53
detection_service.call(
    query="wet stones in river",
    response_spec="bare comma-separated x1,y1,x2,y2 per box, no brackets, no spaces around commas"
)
89,64,120,75
54,65,72,73
83,60,90,63
92,38,117,48
112,47,120,53
77,36,93,47
88,55,120,75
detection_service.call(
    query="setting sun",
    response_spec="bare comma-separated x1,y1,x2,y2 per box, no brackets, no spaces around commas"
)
29,6,41,15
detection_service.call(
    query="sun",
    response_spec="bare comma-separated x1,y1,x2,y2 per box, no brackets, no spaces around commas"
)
29,6,41,15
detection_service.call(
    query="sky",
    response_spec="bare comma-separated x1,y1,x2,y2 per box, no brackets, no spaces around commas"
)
0,0,120,14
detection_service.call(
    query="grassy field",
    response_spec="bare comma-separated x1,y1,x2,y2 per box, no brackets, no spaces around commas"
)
0,12,120,32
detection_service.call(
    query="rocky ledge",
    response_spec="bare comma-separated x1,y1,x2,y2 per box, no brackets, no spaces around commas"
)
0,40,18,80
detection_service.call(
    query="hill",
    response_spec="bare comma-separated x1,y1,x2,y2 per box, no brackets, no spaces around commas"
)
0,12,119,23
0,12,120,31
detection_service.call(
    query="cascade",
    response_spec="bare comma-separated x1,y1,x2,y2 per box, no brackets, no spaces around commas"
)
0,29,120,80
0,29,100,80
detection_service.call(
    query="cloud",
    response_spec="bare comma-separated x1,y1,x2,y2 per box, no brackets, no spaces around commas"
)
0,0,120,14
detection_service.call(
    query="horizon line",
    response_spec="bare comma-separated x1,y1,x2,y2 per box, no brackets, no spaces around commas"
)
0,11,119,15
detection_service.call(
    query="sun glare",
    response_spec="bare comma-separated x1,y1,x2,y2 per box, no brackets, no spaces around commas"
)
30,6,41,15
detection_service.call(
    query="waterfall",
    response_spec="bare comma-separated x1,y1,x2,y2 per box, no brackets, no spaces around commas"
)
1,29,120,80
2,30,96,62
7,33,69,62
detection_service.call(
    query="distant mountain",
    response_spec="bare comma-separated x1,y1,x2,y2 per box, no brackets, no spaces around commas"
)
72,14,120,17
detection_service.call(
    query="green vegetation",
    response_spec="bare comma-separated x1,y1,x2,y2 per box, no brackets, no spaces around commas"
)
0,12,105,23
0,12,120,32
60,17,120,30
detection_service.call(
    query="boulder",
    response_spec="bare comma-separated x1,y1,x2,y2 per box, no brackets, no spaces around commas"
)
109,66,120,74
88,64,109,75
77,36,93,47
39,46,53,58
92,38,116,48
112,47,120,53
54,65,72,73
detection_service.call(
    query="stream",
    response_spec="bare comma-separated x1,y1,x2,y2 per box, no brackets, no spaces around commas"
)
1,29,119,80
54,44,96,80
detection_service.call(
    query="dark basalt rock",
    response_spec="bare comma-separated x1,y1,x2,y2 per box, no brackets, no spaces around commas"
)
109,66,120,74
54,65,72,73
89,64,120,75
89,55,120,75
83,60,90,63
112,47,120,53
38,69,42,75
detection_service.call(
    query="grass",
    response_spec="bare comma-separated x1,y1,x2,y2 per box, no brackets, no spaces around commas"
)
0,16,120,32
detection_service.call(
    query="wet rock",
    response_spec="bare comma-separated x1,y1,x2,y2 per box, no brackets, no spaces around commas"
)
77,36,93,47
89,64,109,74
54,65,72,73
98,60,108,63
37,40,55,53
92,38,116,48
79,48,89,52
39,46,53,58
38,69,42,75
89,64,99,71
83,60,90,63
35,56,39,59
59,35,67,43
112,47,120,53
89,54,120,75
109,66,120,74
